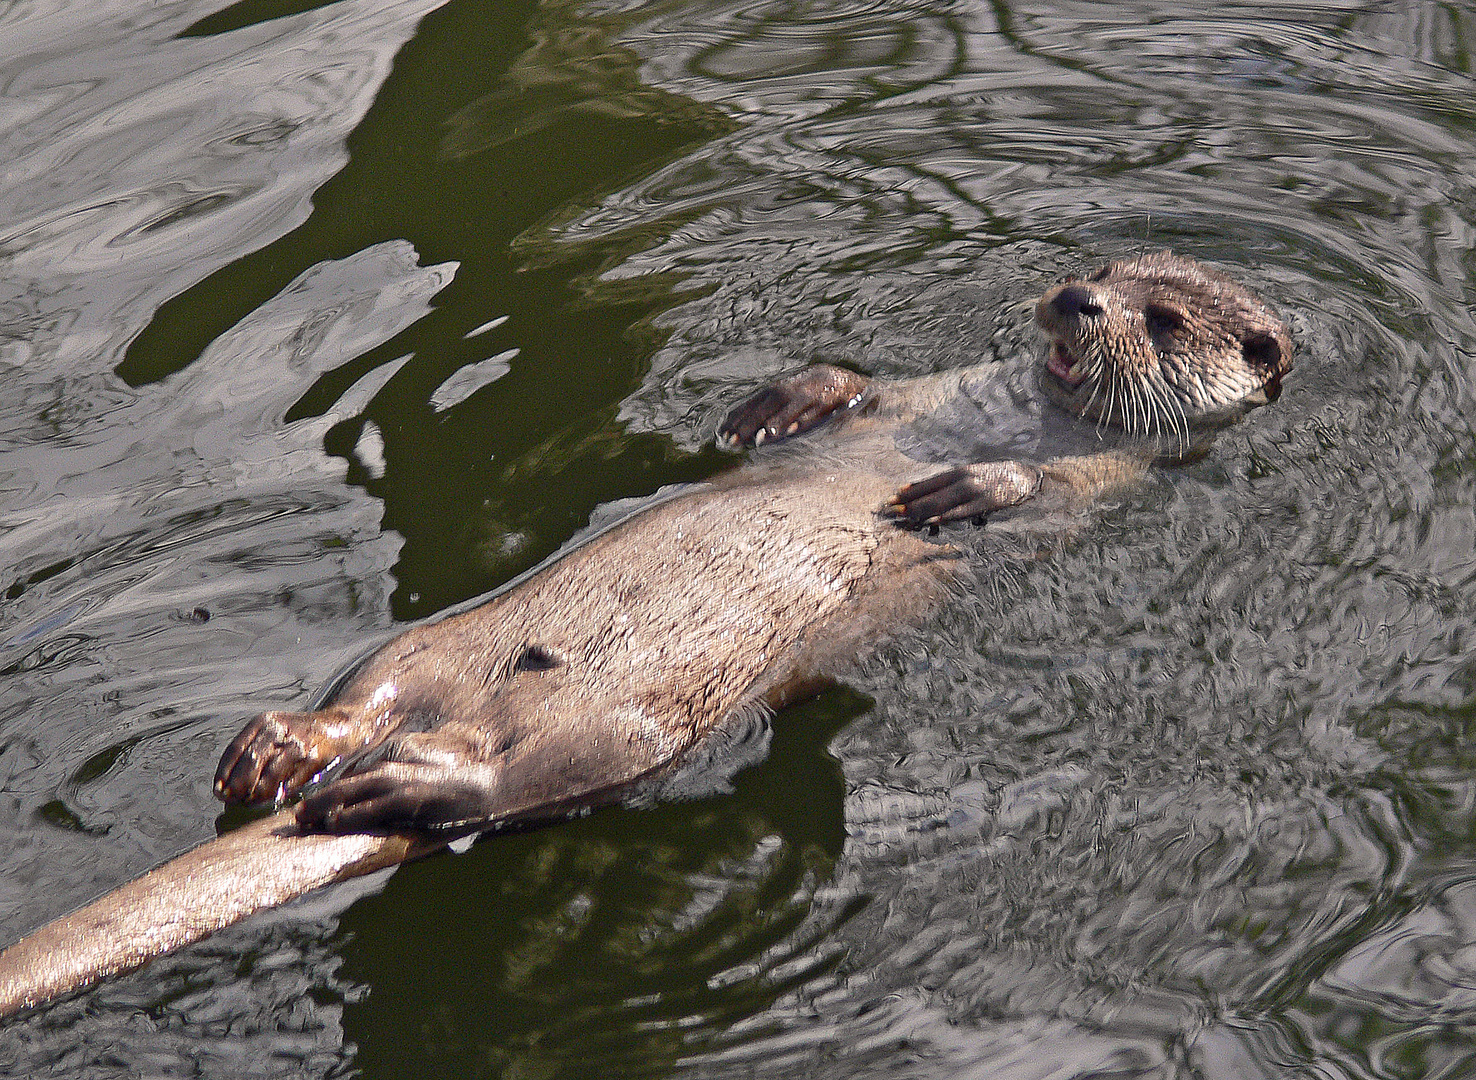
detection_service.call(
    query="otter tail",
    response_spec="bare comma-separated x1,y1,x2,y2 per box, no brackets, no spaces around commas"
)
0,810,442,1019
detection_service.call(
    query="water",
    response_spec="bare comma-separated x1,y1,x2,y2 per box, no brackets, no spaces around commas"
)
2,0,1475,1076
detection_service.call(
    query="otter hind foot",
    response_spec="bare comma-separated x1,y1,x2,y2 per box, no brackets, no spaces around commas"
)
295,761,498,835
717,363,871,448
214,707,366,806
884,461,1042,526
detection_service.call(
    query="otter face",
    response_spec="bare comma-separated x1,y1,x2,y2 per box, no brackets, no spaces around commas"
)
1035,252,1293,445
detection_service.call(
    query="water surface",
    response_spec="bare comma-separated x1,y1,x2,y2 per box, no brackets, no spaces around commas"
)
1,1,1475,1077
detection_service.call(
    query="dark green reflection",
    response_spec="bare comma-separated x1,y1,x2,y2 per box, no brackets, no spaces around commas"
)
338,686,866,1079
121,0,735,618
178,0,343,38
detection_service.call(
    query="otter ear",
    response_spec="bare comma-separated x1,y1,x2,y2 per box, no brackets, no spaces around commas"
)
1241,329,1290,401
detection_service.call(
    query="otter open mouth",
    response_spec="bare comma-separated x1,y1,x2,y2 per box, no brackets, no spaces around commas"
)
1045,341,1088,387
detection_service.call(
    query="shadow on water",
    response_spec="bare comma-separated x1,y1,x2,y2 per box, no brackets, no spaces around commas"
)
179,1,349,39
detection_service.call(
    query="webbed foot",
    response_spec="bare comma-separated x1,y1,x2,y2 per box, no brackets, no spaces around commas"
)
717,364,871,448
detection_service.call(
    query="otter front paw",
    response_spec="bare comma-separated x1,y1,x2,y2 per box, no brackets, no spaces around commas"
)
718,364,871,448
296,762,485,834
884,461,1042,526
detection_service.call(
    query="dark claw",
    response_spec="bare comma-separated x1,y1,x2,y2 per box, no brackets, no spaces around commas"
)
885,467,974,525
297,771,401,833
717,364,871,448
717,385,790,447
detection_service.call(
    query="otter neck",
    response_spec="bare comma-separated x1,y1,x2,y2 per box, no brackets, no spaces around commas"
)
1035,361,1264,464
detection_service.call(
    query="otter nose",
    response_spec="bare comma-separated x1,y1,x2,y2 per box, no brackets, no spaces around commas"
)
1048,283,1104,320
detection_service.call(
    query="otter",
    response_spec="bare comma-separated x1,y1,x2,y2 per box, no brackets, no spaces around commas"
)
0,252,1291,1017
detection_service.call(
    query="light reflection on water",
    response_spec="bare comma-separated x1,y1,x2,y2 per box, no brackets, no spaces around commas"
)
1,0,1475,1077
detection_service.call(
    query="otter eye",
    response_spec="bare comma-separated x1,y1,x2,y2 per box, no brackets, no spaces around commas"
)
1088,265,1112,282
513,644,565,672
1144,303,1184,338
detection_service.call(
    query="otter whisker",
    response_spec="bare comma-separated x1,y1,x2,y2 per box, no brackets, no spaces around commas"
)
1141,376,1169,444
1142,373,1189,454
1132,376,1151,441
1123,370,1144,440
1116,374,1134,438
1098,369,1121,437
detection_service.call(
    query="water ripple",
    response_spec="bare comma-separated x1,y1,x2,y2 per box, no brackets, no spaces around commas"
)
0,0,446,376
0,241,453,951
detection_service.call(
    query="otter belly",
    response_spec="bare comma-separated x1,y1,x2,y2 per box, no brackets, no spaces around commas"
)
252,467,953,836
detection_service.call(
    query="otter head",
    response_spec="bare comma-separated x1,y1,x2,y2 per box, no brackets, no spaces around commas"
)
1035,252,1292,450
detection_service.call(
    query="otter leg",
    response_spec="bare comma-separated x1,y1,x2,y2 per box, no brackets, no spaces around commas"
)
883,461,1042,526
296,725,665,834
717,364,871,448
214,705,401,807
294,760,500,834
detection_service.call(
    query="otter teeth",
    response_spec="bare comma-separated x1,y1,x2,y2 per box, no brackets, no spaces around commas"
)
1046,342,1087,386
